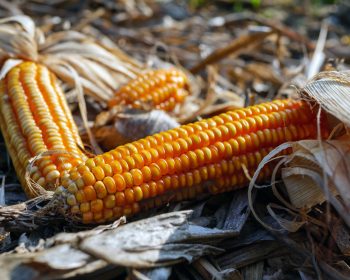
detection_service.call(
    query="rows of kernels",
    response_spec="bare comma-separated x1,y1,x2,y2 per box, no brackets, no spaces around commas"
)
0,81,32,168
156,88,188,111
8,67,47,159
50,72,84,148
69,127,303,190
7,66,50,189
109,68,189,111
209,166,272,194
0,87,28,188
69,129,307,221
21,63,64,183
38,65,84,161
83,180,213,222
79,164,272,223
140,184,205,211
81,202,140,224
124,148,277,203
67,109,314,189
0,62,86,197
105,99,311,163
61,100,323,223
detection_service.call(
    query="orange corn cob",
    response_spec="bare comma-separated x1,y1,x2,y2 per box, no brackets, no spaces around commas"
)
0,61,87,197
58,99,328,223
108,68,189,111
140,165,273,212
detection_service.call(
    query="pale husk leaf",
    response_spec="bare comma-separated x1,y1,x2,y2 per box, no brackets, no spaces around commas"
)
283,72,350,216
249,70,350,231
282,171,335,209
303,71,350,127
283,138,350,206
0,15,142,102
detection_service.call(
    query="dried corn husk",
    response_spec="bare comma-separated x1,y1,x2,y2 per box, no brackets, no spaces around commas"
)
0,16,142,102
91,109,180,150
249,71,350,230
303,71,350,128
282,138,349,208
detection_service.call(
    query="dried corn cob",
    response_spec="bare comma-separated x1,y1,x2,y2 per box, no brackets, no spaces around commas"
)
140,164,273,211
108,68,189,111
0,61,87,197
58,99,328,223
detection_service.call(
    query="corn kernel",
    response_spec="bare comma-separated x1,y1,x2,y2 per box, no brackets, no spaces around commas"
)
91,199,103,212
94,181,107,199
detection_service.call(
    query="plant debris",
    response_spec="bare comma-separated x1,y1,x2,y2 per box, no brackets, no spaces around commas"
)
0,1,349,279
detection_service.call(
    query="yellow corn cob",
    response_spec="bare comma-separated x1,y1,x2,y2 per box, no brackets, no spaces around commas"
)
108,68,189,111
0,61,87,197
59,99,328,223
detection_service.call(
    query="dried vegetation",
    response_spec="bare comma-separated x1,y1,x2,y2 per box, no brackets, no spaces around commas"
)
0,0,349,279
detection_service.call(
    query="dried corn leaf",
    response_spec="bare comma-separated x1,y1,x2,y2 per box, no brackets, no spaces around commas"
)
0,247,114,280
282,137,350,226
291,71,350,204
242,261,264,280
91,109,180,150
114,109,180,142
217,241,290,270
0,15,142,102
303,71,350,127
245,63,284,86
248,70,350,233
0,211,226,279
190,30,274,74
80,211,224,268
192,258,241,280
282,173,333,209
331,220,350,256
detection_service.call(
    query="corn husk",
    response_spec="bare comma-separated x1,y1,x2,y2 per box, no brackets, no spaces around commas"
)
0,16,142,102
303,71,350,128
249,71,350,230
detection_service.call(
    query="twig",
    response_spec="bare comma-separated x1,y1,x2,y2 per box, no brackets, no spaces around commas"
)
307,21,328,79
209,12,315,51
190,31,273,74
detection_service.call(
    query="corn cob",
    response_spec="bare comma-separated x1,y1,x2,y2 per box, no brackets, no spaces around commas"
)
59,99,328,223
0,61,87,197
140,165,273,212
108,68,189,111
